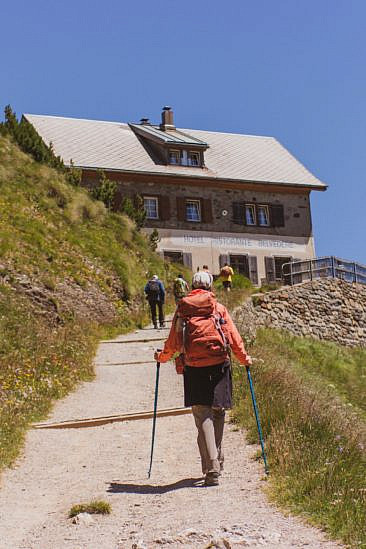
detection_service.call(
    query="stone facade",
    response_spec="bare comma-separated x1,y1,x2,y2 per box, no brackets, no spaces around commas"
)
83,170,316,280
233,279,366,347
83,171,312,237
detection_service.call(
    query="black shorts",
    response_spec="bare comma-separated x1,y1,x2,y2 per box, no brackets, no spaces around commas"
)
222,281,231,289
183,361,232,409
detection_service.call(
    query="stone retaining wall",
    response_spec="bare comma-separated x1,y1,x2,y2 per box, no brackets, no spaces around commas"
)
233,278,366,347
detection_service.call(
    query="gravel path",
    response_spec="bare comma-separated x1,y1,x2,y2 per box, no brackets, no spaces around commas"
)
0,323,342,549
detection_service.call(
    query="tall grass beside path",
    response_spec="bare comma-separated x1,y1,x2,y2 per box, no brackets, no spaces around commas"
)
0,287,102,471
232,328,366,548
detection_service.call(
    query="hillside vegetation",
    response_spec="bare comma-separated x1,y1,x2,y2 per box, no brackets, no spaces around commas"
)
233,328,366,548
0,135,185,472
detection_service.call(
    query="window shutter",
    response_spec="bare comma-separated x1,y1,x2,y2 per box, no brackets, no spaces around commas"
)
159,195,170,221
265,257,276,283
270,204,285,227
201,199,213,223
183,252,192,270
219,254,230,268
248,255,258,285
177,197,186,221
232,202,245,225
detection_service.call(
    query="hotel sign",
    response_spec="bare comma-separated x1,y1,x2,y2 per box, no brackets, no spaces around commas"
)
167,234,308,253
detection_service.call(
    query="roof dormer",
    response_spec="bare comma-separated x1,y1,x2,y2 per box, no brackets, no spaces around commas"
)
129,107,209,168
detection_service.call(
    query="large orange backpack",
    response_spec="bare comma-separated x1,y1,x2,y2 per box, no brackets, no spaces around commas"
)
177,291,230,367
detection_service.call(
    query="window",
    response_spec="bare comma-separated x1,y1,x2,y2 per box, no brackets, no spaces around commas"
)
229,254,249,277
245,204,256,225
164,251,183,264
257,205,269,226
169,150,181,165
233,202,285,228
143,196,159,219
169,149,201,167
188,151,200,166
186,199,201,222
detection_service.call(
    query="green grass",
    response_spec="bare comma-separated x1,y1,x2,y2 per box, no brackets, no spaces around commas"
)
232,328,366,548
69,499,111,518
0,135,190,474
0,286,101,469
214,272,253,291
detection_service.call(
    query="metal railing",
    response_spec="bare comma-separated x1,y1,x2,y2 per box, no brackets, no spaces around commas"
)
282,256,366,286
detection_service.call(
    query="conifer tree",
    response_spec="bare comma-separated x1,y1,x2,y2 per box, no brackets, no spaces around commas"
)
91,171,117,210
149,228,160,251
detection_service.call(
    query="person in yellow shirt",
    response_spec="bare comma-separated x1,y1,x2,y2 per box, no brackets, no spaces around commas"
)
220,263,234,291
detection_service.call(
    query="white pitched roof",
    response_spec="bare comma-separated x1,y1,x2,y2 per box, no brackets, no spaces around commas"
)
24,114,326,190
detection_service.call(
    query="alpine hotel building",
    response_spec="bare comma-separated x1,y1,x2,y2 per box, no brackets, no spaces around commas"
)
25,107,327,285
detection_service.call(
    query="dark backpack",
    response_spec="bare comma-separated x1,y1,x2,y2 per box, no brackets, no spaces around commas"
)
147,280,160,299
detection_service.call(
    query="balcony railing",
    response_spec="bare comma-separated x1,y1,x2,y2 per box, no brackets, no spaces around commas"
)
282,256,366,286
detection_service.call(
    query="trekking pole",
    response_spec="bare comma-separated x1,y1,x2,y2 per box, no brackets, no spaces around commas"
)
245,365,269,475
148,351,161,478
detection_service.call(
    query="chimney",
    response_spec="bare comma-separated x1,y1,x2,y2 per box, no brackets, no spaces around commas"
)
140,118,150,125
160,106,175,131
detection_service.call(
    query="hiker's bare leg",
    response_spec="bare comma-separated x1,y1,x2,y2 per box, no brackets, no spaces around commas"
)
192,405,220,474
213,407,225,470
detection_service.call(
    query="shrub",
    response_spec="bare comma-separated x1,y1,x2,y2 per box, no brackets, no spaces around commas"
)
214,272,253,290
66,192,106,223
149,228,160,251
0,105,81,185
1,105,64,169
121,194,146,229
66,160,82,186
91,171,117,211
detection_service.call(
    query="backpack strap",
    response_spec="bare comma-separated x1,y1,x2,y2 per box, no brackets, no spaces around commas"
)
213,306,229,352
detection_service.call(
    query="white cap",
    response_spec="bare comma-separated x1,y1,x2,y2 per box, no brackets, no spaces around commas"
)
152,275,158,280
192,271,212,290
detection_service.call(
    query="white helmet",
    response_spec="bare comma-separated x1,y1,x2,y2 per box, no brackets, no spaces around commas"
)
192,271,212,290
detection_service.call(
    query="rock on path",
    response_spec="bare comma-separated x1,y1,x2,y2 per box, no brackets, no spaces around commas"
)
0,323,342,548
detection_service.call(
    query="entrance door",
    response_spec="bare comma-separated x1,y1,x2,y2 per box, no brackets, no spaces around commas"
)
229,254,249,277
164,251,183,264
274,256,292,281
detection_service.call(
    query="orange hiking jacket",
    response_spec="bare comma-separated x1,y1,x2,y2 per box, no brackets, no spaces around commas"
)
156,289,251,367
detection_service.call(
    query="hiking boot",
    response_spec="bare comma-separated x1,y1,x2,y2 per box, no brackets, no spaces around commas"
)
159,323,165,328
153,324,158,329
204,471,219,486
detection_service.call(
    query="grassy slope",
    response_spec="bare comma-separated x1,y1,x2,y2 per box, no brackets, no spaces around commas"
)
0,136,187,472
232,328,366,548
0,137,167,306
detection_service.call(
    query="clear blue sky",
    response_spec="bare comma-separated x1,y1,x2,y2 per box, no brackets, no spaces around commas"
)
2,0,365,263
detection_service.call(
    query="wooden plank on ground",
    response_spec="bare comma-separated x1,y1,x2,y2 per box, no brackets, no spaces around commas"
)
98,361,157,366
101,337,166,344
33,407,191,430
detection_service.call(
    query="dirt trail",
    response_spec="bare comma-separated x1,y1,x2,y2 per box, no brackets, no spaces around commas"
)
0,323,342,549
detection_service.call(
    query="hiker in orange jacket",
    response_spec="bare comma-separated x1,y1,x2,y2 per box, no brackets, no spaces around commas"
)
154,271,252,486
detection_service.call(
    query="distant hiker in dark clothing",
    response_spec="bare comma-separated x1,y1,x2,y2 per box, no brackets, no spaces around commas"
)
145,275,165,328
155,271,252,486
173,274,189,304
